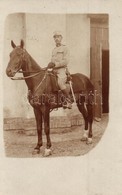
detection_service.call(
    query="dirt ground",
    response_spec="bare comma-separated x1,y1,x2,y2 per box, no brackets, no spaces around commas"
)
4,114,108,158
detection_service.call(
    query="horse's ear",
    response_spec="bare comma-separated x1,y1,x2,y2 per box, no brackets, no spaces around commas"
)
20,39,24,48
11,40,16,48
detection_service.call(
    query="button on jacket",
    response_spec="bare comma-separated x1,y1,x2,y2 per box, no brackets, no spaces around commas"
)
51,44,69,77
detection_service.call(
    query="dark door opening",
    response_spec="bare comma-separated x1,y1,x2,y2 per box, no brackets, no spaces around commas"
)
102,50,109,113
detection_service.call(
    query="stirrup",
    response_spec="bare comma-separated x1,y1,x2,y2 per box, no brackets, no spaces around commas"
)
63,101,72,109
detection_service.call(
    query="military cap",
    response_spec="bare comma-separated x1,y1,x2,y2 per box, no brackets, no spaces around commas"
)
53,31,63,37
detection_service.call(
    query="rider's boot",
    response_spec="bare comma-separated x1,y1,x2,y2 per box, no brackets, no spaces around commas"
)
62,89,72,109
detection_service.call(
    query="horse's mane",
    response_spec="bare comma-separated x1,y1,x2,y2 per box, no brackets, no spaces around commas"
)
26,50,42,71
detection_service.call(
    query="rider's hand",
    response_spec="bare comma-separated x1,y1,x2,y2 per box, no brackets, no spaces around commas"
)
47,62,55,69
67,74,72,81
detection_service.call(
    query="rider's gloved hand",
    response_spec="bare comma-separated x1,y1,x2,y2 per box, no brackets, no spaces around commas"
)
47,62,55,69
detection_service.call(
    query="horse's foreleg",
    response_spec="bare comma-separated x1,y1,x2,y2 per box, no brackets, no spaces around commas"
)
33,108,43,152
43,108,52,156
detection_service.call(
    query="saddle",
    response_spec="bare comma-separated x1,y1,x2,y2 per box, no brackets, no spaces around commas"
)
48,71,71,93
48,72,59,92
27,71,72,107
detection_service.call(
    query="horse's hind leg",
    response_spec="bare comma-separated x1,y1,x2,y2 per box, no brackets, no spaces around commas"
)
77,102,89,141
77,100,93,144
86,99,94,144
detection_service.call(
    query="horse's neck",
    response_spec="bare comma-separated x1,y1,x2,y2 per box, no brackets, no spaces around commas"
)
22,51,52,95
23,53,41,73
22,52,42,92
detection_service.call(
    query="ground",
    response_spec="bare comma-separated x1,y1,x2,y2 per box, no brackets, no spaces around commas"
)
4,114,108,158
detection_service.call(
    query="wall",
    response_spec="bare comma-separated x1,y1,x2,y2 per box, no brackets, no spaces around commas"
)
66,14,90,75
3,13,90,118
3,13,28,118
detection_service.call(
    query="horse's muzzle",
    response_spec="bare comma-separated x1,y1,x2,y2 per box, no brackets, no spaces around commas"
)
6,68,15,77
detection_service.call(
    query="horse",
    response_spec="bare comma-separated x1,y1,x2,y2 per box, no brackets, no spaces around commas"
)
6,40,94,156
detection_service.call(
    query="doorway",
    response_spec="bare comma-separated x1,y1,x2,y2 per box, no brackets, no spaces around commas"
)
102,50,109,113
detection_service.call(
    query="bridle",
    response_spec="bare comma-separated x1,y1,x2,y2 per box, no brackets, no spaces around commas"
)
9,47,54,94
10,47,47,80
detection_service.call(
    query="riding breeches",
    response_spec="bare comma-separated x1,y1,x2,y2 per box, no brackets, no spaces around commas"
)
55,68,67,90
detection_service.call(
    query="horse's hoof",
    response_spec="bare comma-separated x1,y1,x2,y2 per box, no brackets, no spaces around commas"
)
43,148,52,157
81,136,88,141
32,149,40,155
86,138,93,145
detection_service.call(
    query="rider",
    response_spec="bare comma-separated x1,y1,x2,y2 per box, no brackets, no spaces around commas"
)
48,31,72,109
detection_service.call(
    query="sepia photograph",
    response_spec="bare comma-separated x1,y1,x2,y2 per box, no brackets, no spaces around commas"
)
0,0,122,195
3,13,109,157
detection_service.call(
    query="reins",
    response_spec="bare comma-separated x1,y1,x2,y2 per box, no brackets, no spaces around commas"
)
18,70,41,73
34,72,48,93
10,68,47,80
10,68,55,94
10,71,42,80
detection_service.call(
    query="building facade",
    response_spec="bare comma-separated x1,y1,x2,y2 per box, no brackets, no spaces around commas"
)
3,14,109,119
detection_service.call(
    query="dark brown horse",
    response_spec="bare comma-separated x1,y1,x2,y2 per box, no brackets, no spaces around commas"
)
6,40,94,156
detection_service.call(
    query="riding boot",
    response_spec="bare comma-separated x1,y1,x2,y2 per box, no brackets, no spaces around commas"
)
62,89,72,109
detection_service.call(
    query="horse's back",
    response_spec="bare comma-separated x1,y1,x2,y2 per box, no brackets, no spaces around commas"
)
71,73,94,92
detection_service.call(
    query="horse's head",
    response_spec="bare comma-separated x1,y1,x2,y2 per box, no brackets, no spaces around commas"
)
6,40,25,77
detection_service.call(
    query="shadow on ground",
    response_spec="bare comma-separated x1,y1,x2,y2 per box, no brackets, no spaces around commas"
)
4,114,108,158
